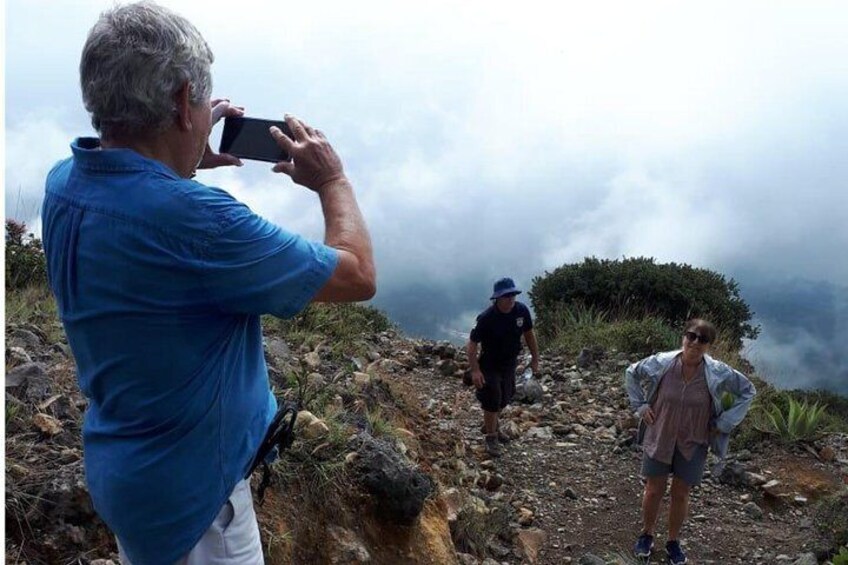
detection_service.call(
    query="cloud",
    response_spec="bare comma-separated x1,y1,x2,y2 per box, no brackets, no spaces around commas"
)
6,0,848,390
5,114,77,229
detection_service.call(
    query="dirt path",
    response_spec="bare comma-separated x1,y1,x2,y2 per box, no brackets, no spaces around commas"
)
391,345,847,564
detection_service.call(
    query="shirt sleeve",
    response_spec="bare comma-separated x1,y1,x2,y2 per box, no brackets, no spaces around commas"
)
199,198,338,318
522,306,533,331
470,315,484,342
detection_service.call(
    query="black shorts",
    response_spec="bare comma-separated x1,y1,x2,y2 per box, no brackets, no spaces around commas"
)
475,362,517,412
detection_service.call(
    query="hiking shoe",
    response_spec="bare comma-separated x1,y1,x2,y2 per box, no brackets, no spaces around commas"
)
484,434,501,457
479,424,511,443
634,533,654,558
665,540,687,565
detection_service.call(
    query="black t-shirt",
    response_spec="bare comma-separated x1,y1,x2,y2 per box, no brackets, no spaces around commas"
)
469,301,533,369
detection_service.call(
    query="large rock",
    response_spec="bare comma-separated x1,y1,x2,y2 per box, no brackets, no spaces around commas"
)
516,528,546,563
327,525,371,563
7,327,43,350
264,336,290,361
500,420,521,440
353,435,434,525
295,410,330,439
791,553,818,565
6,362,52,403
515,377,543,404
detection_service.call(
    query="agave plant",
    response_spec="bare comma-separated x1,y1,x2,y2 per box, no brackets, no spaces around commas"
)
764,397,828,442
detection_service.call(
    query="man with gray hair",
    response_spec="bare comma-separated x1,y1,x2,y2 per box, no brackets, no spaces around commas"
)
41,2,375,563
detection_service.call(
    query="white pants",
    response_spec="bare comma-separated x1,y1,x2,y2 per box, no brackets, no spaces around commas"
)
118,478,264,565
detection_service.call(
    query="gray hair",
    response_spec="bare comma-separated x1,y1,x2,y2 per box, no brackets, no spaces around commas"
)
80,1,214,139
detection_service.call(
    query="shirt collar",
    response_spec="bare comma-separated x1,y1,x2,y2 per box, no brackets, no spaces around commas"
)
71,137,181,180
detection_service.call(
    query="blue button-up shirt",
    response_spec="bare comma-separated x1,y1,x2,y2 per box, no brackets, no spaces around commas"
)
42,138,338,564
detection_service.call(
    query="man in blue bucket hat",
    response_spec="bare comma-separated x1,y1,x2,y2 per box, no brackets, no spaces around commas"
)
466,278,539,457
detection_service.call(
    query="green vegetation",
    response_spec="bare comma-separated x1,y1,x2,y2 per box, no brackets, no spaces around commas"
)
365,405,398,439
539,302,678,357
530,257,758,351
732,376,848,450
264,302,393,360
815,488,848,550
451,501,511,558
834,546,848,565
6,219,48,290
763,397,828,442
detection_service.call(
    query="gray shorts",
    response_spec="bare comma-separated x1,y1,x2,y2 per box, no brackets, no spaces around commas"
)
642,444,708,487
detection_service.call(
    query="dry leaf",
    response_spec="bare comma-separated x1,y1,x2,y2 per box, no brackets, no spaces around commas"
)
32,413,63,435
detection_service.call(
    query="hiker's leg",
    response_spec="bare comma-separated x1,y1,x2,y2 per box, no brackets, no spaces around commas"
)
641,474,668,535
668,476,691,541
477,367,502,435
483,410,499,434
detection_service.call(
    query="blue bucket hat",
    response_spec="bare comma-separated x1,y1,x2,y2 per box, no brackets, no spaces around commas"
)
490,277,522,300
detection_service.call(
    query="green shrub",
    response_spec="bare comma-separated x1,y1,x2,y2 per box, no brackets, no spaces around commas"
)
834,546,848,565
732,377,848,451
6,219,48,290
541,303,678,357
763,397,828,442
529,257,758,349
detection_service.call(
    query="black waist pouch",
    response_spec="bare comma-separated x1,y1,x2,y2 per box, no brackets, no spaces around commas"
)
245,400,299,503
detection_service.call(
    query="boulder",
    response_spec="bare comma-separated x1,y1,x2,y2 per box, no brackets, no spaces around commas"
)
327,525,371,563
352,435,434,525
516,528,546,563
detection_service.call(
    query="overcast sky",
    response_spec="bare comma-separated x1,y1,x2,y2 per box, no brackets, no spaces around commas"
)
5,1,848,392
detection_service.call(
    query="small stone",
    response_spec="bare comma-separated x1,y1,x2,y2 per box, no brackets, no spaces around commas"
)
306,372,325,389
304,351,321,370
819,446,836,462
353,372,371,386
743,501,764,520
526,426,553,440
296,410,329,439
518,507,534,526
744,472,767,486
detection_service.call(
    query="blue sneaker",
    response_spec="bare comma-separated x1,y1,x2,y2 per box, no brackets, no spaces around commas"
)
634,533,653,558
666,540,687,565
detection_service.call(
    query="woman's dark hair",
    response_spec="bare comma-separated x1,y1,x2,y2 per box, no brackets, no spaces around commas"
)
684,318,717,344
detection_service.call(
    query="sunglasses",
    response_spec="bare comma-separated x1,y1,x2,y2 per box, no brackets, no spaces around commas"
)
684,331,711,345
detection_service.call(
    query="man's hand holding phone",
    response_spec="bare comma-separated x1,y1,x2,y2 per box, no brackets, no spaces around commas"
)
198,98,244,170
269,115,347,194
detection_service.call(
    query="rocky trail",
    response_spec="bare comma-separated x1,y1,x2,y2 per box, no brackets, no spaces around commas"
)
392,341,848,565
5,321,848,564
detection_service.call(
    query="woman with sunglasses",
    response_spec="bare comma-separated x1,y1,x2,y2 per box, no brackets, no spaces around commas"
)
624,318,756,564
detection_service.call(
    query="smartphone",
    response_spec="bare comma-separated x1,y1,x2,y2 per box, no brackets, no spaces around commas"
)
219,117,293,163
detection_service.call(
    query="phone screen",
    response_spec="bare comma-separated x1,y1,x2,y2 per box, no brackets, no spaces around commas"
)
219,117,293,163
